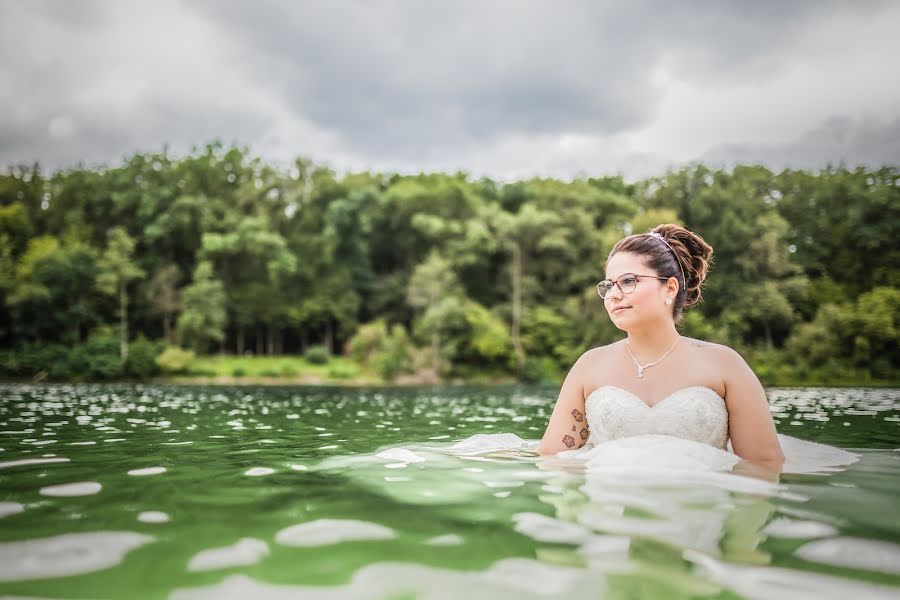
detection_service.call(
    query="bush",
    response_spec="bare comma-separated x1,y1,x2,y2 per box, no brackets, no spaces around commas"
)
68,329,123,380
231,367,246,377
155,346,196,374
347,320,412,381
304,345,330,365
346,320,388,366
3,343,69,379
521,356,560,384
124,335,164,379
522,306,574,371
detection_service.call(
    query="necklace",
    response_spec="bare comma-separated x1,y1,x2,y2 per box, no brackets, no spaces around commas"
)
625,336,680,378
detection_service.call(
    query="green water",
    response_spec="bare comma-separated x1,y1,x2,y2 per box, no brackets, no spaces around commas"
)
0,384,898,599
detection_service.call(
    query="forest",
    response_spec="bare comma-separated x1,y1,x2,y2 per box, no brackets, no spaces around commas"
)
1,143,897,385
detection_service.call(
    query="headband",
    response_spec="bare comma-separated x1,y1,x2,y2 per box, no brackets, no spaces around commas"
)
649,231,686,293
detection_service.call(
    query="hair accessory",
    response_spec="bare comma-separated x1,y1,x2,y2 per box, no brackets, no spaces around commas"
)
649,231,686,294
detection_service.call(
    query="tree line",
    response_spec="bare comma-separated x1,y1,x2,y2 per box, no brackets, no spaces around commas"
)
1,142,897,383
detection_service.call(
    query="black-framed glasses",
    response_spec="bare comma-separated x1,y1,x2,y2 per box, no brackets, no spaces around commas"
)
596,273,669,299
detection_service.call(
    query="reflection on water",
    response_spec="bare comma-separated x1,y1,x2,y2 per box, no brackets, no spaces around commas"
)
0,384,898,599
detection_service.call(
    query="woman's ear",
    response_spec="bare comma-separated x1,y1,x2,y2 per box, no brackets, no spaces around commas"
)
668,277,680,296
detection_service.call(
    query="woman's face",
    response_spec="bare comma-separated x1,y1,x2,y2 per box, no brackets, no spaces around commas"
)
603,252,674,330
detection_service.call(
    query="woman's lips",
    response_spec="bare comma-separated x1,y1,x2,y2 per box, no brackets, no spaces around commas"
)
612,306,630,314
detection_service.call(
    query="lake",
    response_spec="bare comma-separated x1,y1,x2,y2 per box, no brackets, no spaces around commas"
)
1,384,898,599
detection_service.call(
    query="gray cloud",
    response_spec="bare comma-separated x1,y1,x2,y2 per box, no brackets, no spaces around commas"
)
702,115,900,171
187,0,852,155
0,0,897,176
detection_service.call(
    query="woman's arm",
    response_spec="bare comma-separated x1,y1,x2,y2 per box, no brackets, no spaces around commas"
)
720,346,785,472
536,352,591,455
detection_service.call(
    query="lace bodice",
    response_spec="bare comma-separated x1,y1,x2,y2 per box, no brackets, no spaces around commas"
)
584,386,729,449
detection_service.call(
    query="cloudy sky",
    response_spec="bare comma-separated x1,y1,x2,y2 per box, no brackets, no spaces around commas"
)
1,0,898,180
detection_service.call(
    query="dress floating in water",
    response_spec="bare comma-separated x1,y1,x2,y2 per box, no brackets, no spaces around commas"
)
445,432,858,476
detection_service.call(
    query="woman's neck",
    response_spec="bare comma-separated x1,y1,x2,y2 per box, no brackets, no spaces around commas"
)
625,324,681,362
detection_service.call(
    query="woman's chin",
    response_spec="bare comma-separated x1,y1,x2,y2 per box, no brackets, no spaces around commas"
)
608,313,630,330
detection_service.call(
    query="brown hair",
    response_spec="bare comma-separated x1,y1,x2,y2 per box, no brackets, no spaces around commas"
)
606,223,713,321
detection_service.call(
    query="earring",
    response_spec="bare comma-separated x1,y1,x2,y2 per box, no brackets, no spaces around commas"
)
665,298,673,305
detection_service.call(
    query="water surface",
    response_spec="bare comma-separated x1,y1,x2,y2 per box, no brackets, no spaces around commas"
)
0,384,898,599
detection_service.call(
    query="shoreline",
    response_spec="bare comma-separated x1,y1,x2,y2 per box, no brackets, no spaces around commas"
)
1,376,897,388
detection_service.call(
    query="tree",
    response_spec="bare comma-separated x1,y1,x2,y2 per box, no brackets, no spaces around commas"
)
6,235,101,344
97,227,146,361
176,261,226,353
146,264,182,344
408,251,464,372
487,202,562,376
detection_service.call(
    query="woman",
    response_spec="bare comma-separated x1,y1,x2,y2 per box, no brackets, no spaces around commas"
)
536,224,785,473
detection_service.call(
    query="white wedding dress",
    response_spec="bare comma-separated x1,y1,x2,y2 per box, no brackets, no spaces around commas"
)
541,385,857,475
582,386,730,449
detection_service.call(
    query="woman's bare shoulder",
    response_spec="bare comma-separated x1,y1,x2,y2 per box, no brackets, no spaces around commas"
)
683,337,733,354
573,340,623,370
682,337,748,369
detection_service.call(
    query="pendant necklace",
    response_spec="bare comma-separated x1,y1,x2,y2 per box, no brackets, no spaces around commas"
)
625,336,680,378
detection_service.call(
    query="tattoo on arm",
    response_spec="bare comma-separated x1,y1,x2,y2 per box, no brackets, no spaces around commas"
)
579,427,589,441
571,408,584,422
562,435,576,448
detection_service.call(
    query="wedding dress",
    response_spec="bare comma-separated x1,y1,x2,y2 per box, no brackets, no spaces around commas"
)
581,386,729,449
443,385,857,476
540,385,856,475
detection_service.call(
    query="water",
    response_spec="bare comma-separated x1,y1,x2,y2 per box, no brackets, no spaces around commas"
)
0,384,898,599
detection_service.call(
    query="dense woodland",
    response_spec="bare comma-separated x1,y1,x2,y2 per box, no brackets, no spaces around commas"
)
0,143,897,383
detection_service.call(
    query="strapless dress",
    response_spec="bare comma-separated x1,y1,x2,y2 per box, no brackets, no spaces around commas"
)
582,385,729,449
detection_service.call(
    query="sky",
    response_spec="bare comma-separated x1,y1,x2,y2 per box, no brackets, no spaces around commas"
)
1,0,899,181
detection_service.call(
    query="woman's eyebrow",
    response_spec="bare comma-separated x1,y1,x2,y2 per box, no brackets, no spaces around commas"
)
604,272,630,281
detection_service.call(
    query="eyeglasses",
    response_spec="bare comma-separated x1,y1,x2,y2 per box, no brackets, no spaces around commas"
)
596,273,669,299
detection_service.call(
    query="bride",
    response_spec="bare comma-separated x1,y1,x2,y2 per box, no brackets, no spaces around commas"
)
536,224,785,474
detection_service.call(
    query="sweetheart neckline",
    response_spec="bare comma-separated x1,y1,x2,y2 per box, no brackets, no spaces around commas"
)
585,385,725,410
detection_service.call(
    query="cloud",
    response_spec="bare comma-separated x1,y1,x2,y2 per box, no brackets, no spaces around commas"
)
701,114,900,171
0,0,897,177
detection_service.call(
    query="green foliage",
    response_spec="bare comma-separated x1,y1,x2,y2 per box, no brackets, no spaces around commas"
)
124,335,164,379
5,236,101,343
522,305,577,371
68,328,123,381
677,310,720,342
465,302,512,362
0,146,896,384
155,346,196,374
97,227,145,361
346,320,411,381
785,309,840,367
522,356,562,384
326,363,356,379
371,325,412,381
177,261,226,353
303,345,331,365
146,264,181,343
784,286,899,378
346,320,390,366
96,227,145,297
